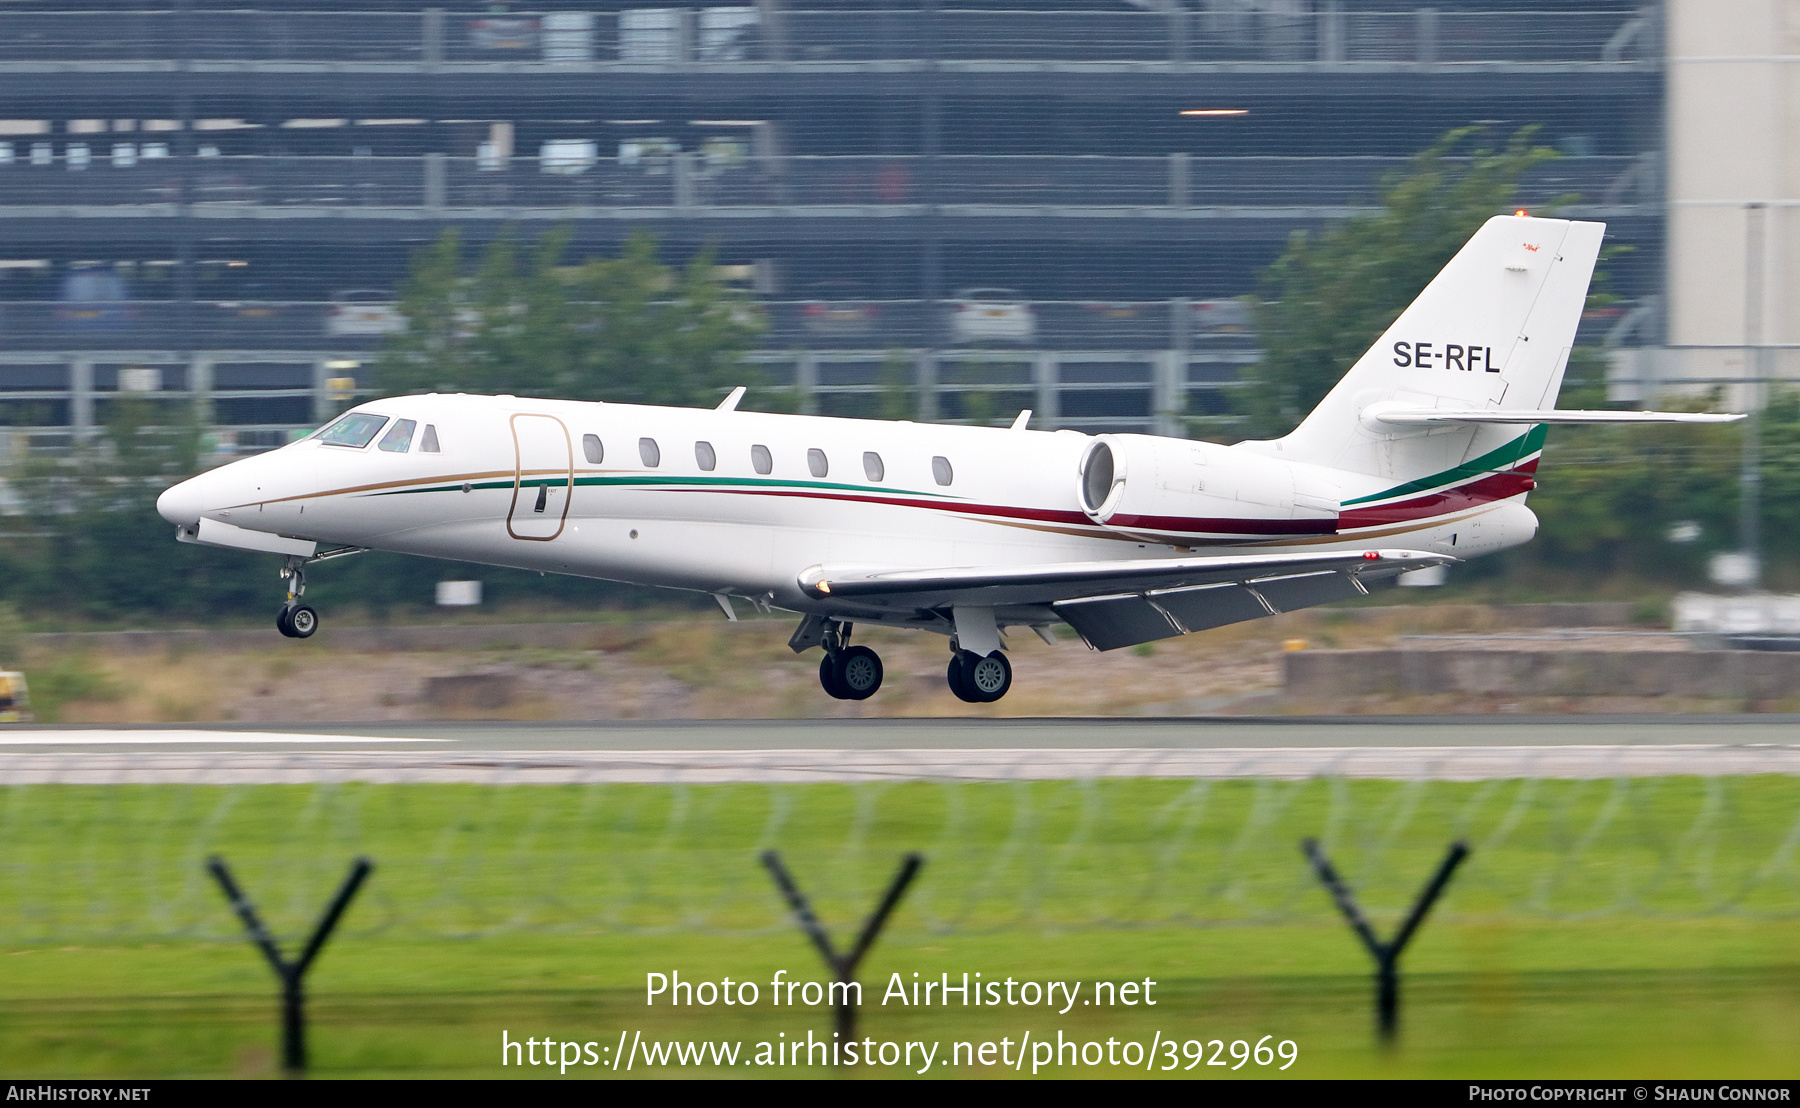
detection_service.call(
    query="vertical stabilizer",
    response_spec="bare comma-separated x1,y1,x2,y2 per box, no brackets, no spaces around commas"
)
1243,215,1605,484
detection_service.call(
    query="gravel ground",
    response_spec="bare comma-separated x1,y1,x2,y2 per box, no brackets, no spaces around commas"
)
40,615,1709,724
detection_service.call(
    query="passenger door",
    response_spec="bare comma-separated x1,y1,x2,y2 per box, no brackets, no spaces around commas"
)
508,413,572,541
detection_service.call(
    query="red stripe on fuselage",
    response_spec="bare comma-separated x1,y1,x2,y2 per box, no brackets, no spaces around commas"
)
660,458,1539,540
1338,461,1538,530
681,486,1331,537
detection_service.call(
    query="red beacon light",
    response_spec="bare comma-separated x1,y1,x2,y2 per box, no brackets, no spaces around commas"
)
1514,209,1529,217
1362,551,1381,561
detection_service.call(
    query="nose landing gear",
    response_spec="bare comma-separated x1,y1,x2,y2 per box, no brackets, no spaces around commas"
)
816,621,884,700
275,557,318,639
267,546,364,640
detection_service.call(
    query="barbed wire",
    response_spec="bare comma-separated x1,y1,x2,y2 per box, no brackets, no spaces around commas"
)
2,755,1798,944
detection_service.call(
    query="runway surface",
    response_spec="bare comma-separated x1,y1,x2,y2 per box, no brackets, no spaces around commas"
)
0,717,1798,782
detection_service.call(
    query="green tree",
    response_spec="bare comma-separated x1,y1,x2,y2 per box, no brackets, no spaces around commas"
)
1244,126,1563,436
374,226,764,406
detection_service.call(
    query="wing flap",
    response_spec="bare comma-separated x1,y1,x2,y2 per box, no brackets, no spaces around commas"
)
1054,594,1182,652
1252,569,1371,612
1148,581,1273,632
800,548,1452,650
801,548,1447,605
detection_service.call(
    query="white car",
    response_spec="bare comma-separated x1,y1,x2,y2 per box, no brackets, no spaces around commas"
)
326,290,406,336
949,288,1036,344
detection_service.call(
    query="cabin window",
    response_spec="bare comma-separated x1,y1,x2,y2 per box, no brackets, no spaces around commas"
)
695,441,716,471
420,424,441,453
751,444,773,475
377,418,417,453
932,455,954,486
862,451,885,482
639,437,661,467
316,412,388,449
582,434,603,464
807,448,829,478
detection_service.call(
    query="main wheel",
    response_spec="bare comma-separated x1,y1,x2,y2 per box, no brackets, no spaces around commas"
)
835,646,883,700
275,606,296,638
959,650,1012,702
819,654,849,699
286,605,319,639
947,653,980,703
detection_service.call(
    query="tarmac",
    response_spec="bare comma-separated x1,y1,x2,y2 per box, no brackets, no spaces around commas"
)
0,716,1796,782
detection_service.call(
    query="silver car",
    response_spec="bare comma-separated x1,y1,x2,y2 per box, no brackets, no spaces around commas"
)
948,287,1036,344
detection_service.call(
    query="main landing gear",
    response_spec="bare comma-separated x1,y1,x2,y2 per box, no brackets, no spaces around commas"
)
817,621,884,700
803,618,1012,703
275,557,319,639
947,647,1012,703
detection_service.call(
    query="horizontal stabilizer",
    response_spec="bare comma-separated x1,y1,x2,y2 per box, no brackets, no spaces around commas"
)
1364,404,1743,428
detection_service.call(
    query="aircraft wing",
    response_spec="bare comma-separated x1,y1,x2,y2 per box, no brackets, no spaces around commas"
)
797,548,1453,651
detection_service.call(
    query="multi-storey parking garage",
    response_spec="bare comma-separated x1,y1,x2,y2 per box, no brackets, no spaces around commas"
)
0,2,1658,451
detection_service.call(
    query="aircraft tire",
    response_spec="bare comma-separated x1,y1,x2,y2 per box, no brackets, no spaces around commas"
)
287,605,320,639
835,646,883,700
275,606,296,638
947,653,981,703
961,650,1012,703
819,654,850,699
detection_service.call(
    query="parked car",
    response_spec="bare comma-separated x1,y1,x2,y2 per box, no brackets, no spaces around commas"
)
56,266,131,330
1190,298,1252,334
326,290,405,336
948,287,1036,344
798,280,881,337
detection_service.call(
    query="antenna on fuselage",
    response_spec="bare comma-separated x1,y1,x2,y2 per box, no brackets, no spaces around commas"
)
717,386,747,412
1009,409,1032,431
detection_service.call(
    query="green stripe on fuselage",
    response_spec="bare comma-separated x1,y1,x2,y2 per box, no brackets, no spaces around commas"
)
1341,423,1547,507
367,474,945,499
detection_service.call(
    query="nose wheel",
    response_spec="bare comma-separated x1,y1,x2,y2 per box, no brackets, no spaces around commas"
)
274,557,320,639
276,604,319,639
948,649,1011,703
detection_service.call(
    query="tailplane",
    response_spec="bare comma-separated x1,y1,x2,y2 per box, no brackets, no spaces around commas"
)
1244,214,1608,483
1245,215,1737,488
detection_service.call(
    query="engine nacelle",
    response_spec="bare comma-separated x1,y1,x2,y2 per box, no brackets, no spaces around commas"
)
1076,434,1340,543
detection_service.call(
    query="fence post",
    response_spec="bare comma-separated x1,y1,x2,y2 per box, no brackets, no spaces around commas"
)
760,850,923,1048
1301,838,1467,1043
208,855,374,1076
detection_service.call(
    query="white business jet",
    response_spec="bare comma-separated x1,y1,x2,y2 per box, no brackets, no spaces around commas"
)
157,216,1736,703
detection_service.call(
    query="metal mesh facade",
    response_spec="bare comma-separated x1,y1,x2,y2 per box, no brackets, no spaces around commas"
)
0,3,1660,443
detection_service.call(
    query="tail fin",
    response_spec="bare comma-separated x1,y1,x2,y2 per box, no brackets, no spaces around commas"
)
1248,214,1604,483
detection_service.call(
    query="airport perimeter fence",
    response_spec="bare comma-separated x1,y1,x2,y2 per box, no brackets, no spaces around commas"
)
1,750,1799,945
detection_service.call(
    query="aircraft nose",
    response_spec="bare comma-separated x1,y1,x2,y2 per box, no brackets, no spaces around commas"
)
156,474,210,527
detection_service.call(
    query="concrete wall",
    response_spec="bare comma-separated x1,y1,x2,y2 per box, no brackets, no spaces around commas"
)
1286,648,1800,699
